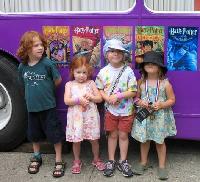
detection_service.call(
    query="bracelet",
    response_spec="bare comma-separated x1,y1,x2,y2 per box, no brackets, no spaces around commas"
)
74,97,80,105
116,92,124,100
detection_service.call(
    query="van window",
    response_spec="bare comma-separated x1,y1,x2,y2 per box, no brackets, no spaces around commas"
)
0,0,135,13
145,0,195,12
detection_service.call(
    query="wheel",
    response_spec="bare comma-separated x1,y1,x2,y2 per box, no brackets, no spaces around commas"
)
0,55,27,151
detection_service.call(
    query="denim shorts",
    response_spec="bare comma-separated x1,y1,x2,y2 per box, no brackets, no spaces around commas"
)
27,108,65,144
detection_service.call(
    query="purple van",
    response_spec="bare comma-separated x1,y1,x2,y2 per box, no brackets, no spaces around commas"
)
0,0,200,151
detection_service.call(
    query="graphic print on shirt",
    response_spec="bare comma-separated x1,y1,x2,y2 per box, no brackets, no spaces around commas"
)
24,71,46,87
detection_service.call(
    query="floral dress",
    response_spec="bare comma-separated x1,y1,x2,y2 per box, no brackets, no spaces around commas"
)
66,80,100,142
131,79,177,144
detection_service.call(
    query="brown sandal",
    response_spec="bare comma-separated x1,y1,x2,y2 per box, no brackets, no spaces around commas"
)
52,162,66,178
28,156,42,174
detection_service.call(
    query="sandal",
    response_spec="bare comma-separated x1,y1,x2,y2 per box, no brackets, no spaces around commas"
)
28,156,42,174
92,159,105,171
71,160,82,174
52,161,66,178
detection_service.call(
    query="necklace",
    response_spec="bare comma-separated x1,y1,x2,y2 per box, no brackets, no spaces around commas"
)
145,80,160,120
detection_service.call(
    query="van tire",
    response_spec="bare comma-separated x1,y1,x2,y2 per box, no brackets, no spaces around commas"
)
0,56,27,151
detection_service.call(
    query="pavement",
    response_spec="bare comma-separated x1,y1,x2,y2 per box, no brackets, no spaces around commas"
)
0,137,200,182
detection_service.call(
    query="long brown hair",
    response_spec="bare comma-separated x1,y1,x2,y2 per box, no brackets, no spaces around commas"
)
16,31,47,64
140,63,166,82
70,56,93,80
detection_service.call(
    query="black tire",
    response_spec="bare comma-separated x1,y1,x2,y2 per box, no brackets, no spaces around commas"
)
0,55,27,151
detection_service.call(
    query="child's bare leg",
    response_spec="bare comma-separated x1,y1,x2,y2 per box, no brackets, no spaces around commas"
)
90,139,99,161
155,142,166,168
108,130,118,160
140,141,150,165
53,142,64,177
33,142,40,153
118,131,129,161
73,142,81,160
71,142,82,174
90,139,105,171
54,142,62,162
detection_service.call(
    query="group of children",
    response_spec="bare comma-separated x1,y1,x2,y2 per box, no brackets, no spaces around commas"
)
17,31,177,180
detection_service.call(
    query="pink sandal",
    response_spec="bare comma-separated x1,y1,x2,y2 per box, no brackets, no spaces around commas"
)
71,160,82,174
92,159,105,171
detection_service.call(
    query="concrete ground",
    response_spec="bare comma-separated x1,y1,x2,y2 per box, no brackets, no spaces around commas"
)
0,137,200,182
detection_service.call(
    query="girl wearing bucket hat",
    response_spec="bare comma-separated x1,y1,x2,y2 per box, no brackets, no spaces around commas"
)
131,51,177,180
139,51,167,76
96,38,137,177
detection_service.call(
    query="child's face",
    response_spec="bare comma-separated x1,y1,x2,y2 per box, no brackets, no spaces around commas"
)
28,36,44,61
73,65,88,83
144,62,159,74
106,49,124,66
143,45,152,53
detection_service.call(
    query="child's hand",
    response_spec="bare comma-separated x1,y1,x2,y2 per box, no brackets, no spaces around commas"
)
108,94,119,105
152,101,163,111
103,95,110,103
84,93,93,101
79,97,89,107
137,99,149,108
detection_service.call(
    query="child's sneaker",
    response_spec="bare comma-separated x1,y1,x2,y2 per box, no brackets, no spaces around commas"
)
117,160,134,177
103,160,116,177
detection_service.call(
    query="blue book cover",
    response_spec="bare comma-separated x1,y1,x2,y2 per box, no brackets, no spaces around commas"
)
167,27,198,71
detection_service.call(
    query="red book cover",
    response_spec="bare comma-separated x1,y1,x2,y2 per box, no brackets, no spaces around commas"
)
72,26,101,67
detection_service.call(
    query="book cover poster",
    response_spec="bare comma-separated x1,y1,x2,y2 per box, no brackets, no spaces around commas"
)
167,27,198,71
103,26,132,63
42,26,70,66
72,26,101,67
135,26,164,69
